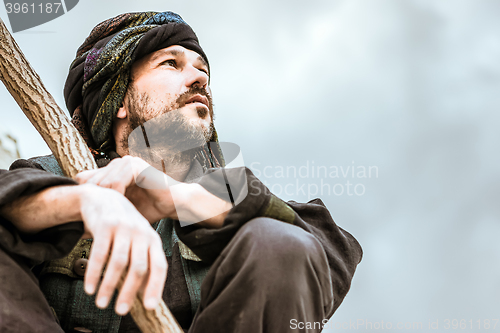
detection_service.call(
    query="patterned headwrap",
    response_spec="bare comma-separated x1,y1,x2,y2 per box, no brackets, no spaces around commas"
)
64,11,223,167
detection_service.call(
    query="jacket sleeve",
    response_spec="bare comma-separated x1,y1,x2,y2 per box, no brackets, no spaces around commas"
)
175,166,362,312
0,164,83,266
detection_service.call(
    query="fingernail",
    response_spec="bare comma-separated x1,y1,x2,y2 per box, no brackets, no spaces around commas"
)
145,298,157,309
116,303,129,315
85,284,95,295
96,296,109,308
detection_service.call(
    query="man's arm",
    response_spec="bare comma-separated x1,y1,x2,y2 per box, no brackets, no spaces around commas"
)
1,184,84,234
0,168,84,266
0,169,167,316
75,156,362,314
75,155,232,228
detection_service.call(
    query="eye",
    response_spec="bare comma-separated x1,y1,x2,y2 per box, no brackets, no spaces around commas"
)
161,59,177,67
198,67,209,75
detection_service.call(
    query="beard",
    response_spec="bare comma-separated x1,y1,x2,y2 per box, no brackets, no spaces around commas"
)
121,85,215,170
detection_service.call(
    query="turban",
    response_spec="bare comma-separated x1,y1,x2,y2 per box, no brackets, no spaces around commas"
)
64,11,220,164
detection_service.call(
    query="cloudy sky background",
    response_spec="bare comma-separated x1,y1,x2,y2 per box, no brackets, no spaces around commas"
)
1,0,500,331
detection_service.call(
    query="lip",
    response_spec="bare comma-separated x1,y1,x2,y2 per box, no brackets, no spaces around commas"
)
185,94,209,108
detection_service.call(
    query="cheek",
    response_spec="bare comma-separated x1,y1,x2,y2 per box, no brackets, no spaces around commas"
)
134,74,182,104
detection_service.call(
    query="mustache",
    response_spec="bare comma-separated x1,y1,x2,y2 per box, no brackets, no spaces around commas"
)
175,87,213,111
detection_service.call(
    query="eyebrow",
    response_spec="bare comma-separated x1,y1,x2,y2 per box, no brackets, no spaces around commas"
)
150,49,182,62
151,49,209,72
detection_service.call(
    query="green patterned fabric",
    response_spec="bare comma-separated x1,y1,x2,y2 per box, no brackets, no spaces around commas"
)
156,218,211,317
40,275,122,333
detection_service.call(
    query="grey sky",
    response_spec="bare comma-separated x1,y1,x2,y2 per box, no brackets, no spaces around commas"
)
1,0,500,331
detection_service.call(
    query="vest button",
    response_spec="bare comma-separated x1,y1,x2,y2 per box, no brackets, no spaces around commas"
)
73,258,88,277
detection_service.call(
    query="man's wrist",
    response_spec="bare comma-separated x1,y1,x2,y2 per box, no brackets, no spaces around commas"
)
168,182,194,219
0,183,91,234
46,184,92,224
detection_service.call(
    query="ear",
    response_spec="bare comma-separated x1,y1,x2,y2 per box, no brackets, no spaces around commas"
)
116,98,128,119
116,106,127,119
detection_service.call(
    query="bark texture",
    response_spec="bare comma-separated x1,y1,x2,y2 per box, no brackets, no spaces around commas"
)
0,17,182,333
0,18,96,177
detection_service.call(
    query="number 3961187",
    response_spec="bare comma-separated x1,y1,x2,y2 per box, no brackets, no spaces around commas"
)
5,3,62,14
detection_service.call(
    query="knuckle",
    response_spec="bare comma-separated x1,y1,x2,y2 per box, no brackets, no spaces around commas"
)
122,157,133,167
138,225,153,236
115,186,126,195
101,219,119,229
147,229,160,239
99,181,110,188
112,254,129,268
128,226,143,237
151,251,167,267
110,157,123,165
120,225,135,236
152,235,163,247
154,259,167,271
132,263,148,277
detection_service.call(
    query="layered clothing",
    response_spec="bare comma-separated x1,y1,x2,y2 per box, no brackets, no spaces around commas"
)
0,155,362,332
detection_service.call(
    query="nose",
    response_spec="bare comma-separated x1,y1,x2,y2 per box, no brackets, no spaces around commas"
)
185,65,209,89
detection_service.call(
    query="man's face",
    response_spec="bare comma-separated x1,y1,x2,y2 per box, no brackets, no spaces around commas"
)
115,45,213,157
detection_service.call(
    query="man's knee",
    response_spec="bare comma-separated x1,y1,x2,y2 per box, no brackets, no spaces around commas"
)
239,217,322,255
225,218,332,308
227,217,327,276
201,217,334,321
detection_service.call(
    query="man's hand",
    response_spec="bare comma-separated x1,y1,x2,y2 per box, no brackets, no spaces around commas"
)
75,156,177,223
0,183,167,316
76,156,232,228
79,184,167,316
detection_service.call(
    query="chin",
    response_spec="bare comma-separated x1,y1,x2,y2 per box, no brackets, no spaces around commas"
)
190,109,211,127
189,117,210,130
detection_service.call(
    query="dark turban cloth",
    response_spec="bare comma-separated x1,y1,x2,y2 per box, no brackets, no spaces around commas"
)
64,11,221,166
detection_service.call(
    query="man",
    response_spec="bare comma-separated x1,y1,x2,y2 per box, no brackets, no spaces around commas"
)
0,11,362,333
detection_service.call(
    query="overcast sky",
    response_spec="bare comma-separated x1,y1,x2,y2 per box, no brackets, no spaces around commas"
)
1,0,500,331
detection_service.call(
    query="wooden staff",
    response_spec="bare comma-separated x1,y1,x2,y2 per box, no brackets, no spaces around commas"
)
0,17,182,333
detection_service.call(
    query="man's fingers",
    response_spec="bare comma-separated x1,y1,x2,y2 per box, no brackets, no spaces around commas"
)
95,233,131,309
92,171,129,194
75,169,99,184
77,168,112,188
143,235,168,310
114,234,150,315
77,159,134,194
84,230,112,295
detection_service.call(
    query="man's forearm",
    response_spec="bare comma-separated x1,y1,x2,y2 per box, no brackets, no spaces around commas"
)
0,179,169,315
0,184,85,234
